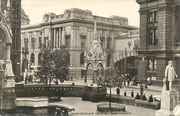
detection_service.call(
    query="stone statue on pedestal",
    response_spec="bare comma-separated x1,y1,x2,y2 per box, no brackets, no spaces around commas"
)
156,61,179,116
164,61,178,91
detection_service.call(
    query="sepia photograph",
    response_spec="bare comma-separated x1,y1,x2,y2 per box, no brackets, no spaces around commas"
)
0,0,180,115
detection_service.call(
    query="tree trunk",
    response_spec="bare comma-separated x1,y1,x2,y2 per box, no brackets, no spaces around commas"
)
109,87,112,110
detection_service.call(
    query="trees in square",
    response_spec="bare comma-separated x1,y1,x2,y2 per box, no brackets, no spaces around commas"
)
35,45,70,85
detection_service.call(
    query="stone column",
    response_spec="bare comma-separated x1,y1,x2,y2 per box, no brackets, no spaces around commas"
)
36,32,39,50
48,29,51,47
92,70,98,86
71,26,74,48
62,27,65,45
59,27,62,46
105,31,107,49
56,29,59,48
84,70,87,86
53,28,56,48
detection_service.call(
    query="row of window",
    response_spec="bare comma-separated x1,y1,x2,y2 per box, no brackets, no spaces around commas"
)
148,9,158,45
30,52,112,67
23,35,113,50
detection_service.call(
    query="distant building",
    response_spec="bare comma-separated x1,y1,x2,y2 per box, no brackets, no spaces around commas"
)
21,8,137,79
114,29,139,76
21,8,30,26
136,0,180,83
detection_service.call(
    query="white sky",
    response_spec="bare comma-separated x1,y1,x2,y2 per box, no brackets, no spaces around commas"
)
22,0,140,27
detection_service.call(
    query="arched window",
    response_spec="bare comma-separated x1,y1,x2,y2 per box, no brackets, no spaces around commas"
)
107,54,111,67
31,53,35,64
38,53,42,65
0,28,6,59
80,52,84,65
22,59,28,72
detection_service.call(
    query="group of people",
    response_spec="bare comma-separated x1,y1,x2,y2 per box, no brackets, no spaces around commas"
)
134,93,154,102
116,88,154,102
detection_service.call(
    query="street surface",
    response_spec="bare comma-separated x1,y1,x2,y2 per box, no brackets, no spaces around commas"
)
60,79,161,99
60,97,156,116
22,79,162,116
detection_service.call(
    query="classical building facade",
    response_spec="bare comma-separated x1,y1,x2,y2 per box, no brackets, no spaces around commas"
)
136,0,180,83
21,8,137,79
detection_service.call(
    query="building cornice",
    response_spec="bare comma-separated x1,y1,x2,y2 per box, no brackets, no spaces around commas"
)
136,0,158,4
22,18,138,31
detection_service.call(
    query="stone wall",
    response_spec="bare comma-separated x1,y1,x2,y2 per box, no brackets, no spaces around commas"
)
136,0,178,82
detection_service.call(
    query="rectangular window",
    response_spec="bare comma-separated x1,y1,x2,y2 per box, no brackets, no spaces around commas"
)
148,59,157,71
100,36,105,48
149,10,157,22
81,36,86,48
148,28,157,45
24,38,28,50
31,38,35,50
107,37,112,49
65,35,70,48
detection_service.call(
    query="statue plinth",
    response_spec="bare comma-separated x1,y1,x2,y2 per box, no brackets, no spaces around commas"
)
156,90,178,116
82,86,106,102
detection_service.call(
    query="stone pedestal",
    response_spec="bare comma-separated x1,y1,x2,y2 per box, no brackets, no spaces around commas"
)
82,86,106,102
156,90,178,116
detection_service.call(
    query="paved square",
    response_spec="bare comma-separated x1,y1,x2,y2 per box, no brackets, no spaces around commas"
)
59,97,156,116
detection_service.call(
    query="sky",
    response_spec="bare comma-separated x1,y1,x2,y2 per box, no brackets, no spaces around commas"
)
22,0,140,27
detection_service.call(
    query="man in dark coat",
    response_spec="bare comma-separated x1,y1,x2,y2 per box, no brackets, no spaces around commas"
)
116,87,120,95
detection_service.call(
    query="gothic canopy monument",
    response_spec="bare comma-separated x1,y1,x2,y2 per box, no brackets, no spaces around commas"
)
0,0,16,110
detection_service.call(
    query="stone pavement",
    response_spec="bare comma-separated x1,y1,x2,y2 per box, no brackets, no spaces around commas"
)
59,97,156,116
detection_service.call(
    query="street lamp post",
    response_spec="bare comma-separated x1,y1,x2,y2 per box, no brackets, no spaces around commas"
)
140,56,145,98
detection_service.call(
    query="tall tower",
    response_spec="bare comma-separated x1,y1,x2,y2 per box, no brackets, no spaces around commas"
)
0,0,16,110
8,0,21,77
136,0,180,85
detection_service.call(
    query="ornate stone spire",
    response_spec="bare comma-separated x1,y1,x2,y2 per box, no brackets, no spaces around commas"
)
93,18,97,41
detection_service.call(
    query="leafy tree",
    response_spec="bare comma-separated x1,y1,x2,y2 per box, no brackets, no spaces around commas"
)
53,45,70,84
99,65,122,110
36,45,70,85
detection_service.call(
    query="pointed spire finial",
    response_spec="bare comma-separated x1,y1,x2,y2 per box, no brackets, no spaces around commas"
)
93,16,97,41
7,0,10,8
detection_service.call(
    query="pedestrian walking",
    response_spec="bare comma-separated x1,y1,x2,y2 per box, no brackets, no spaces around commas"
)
116,87,120,95
124,91,127,96
131,90,134,97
